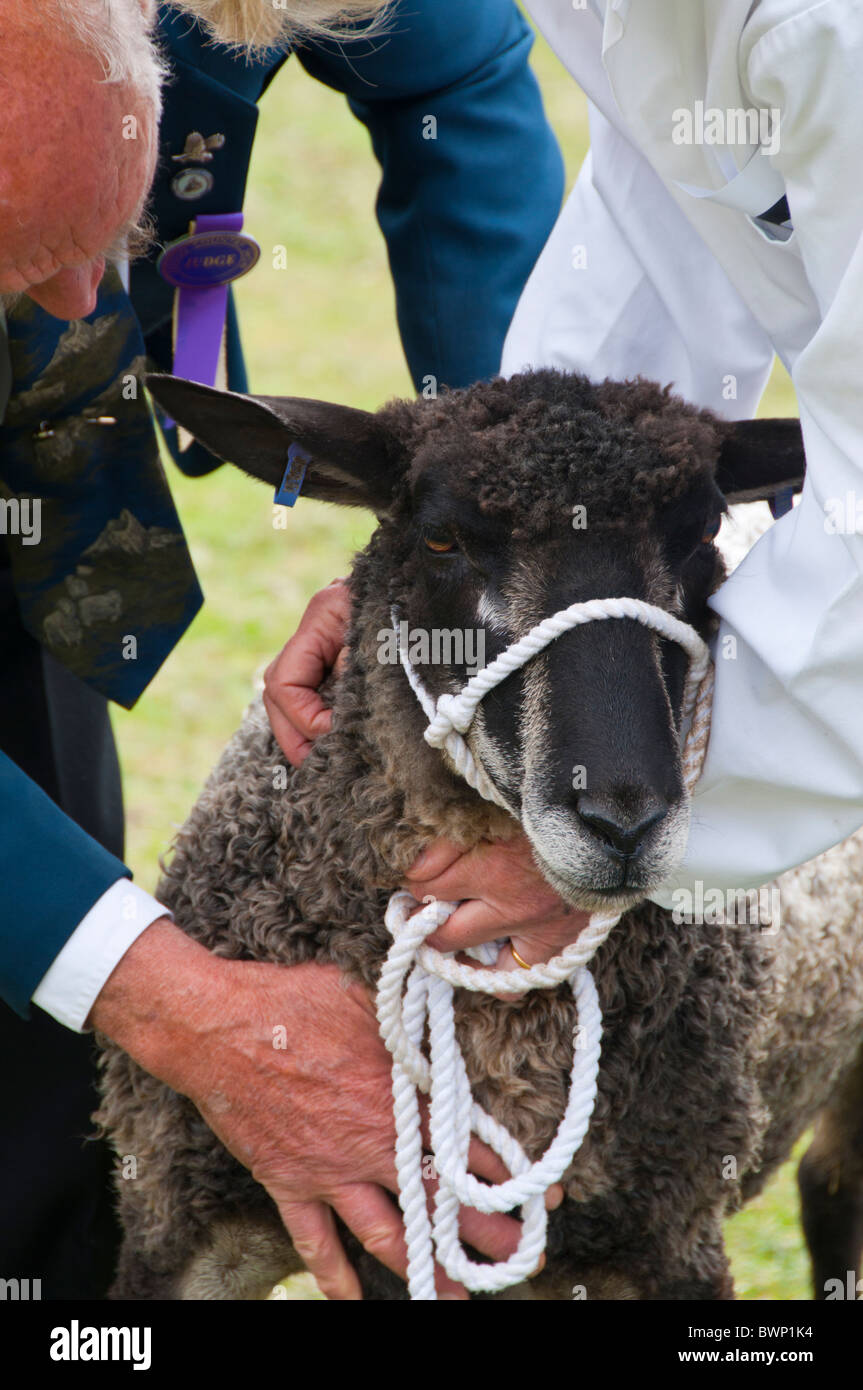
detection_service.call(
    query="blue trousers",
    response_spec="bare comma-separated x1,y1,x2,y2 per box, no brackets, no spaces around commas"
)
0,537,123,1299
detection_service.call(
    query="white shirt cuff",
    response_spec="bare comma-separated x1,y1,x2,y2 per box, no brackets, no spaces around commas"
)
32,880,172,1033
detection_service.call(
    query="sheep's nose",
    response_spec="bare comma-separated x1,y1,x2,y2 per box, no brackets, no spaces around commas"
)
576,794,668,859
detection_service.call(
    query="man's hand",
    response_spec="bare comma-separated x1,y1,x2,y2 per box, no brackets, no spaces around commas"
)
405,835,592,972
264,579,350,767
89,918,561,1300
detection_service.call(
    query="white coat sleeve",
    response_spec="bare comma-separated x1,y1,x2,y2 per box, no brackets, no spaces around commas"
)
666,2,863,900
501,100,776,417
503,9,863,899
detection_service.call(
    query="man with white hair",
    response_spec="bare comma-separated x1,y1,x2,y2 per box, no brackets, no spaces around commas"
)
0,0,564,1299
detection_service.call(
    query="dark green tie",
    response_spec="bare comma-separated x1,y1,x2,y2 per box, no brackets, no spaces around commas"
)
0,265,202,708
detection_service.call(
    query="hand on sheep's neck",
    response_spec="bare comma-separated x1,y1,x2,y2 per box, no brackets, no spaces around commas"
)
263,579,594,978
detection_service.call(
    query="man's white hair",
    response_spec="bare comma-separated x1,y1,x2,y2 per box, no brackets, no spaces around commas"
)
53,1,166,102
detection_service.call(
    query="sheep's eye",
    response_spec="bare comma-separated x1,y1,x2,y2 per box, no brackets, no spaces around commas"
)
424,532,458,554
701,516,722,543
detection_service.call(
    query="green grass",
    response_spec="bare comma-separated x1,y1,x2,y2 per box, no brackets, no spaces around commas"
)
727,1143,811,1300
114,23,807,1299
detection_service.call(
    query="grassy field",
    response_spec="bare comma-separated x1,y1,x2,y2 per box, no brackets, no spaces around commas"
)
114,22,808,1299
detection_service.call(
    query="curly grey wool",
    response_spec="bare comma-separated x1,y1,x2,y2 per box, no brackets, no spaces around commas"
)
96,370,863,1300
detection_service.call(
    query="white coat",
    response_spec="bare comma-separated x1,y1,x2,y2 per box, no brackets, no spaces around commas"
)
502,0,863,905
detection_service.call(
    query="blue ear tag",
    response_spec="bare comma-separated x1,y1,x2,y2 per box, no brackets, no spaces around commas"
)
274,443,311,507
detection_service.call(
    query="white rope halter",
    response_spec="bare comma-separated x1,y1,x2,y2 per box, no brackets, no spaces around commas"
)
376,596,714,1299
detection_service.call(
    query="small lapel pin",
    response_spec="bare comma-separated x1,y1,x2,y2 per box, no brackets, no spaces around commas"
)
171,167,214,201
172,132,225,165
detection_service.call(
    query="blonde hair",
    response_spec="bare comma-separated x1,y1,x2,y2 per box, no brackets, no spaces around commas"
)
173,0,393,53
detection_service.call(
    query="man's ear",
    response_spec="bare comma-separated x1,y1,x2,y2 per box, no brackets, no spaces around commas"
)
715,417,805,504
145,374,401,513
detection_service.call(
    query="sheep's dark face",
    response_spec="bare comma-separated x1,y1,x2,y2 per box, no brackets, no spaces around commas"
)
145,371,804,911
387,382,727,909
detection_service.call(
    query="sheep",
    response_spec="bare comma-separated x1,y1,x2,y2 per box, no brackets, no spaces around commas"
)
95,368,863,1301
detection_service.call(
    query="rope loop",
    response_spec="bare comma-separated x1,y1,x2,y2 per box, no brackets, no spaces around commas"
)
378,893,607,1292
378,596,714,1297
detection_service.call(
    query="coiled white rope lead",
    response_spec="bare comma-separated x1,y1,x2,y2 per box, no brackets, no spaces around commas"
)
376,597,714,1299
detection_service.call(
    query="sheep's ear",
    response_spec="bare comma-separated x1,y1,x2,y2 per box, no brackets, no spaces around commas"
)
145,374,400,513
715,417,805,504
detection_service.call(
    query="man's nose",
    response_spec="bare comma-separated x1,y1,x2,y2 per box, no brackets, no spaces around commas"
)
25,259,106,320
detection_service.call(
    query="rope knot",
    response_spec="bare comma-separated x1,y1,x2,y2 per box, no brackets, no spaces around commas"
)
425,691,472,748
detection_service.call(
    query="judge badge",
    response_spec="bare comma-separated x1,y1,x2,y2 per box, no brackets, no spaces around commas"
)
157,223,260,289
156,212,260,430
